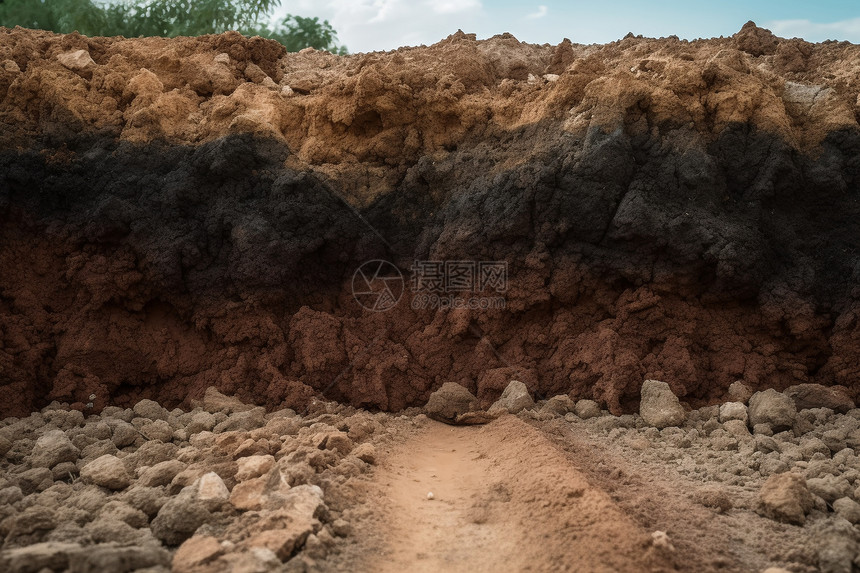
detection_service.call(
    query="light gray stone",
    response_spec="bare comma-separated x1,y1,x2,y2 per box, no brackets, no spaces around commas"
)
133,399,170,421
748,389,796,431
833,497,860,524
718,402,748,424
488,380,535,414
138,460,186,488
640,380,686,429
30,430,79,468
80,455,131,490
573,399,602,420
424,383,479,424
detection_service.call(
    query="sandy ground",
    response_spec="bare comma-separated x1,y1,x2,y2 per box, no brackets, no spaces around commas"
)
316,411,844,573
348,416,676,573
1,391,853,572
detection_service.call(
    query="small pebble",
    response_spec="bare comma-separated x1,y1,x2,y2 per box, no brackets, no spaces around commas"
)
427,492,434,500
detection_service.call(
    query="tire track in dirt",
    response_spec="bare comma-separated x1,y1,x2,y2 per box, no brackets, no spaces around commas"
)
357,416,677,572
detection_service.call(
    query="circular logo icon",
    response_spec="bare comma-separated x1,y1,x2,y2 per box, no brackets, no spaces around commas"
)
352,260,404,312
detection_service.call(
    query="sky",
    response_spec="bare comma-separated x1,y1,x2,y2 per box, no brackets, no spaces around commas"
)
271,0,860,53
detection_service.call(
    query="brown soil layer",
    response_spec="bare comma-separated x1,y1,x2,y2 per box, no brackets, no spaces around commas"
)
1,23,860,416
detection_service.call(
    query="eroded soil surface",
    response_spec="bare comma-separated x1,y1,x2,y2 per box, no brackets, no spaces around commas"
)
1,24,860,416
3,390,857,573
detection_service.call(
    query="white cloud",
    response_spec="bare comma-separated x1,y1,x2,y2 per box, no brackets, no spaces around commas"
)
766,17,860,43
430,0,482,15
526,5,548,20
276,0,484,53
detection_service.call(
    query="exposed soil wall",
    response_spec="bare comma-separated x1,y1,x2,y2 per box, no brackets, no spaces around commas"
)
1,23,859,416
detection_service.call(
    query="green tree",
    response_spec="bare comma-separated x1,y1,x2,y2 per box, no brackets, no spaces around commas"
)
251,15,348,55
0,0,347,53
0,0,110,36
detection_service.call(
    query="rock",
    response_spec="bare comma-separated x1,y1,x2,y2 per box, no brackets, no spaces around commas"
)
57,50,95,71
733,21,778,56
82,421,112,441
243,485,324,559
0,435,11,457
186,412,217,435
97,501,148,529
128,440,178,468
650,530,674,553
757,472,813,525
331,518,352,537
640,380,686,429
244,63,270,84
424,383,480,424
759,456,790,477
316,431,353,454
139,420,174,442
246,526,314,561
78,439,119,463
110,421,139,448
138,460,187,487
540,395,576,416
30,430,80,468
16,467,54,494
727,380,753,404
816,531,857,573
80,455,131,490
150,491,211,546
452,411,497,425
2,59,20,73
488,380,535,414
0,486,23,505
723,419,752,440
121,486,167,518
168,468,207,495
236,455,275,481
1,506,56,538
196,472,230,509
353,443,376,464
230,473,277,511
752,423,773,436
693,487,733,513
719,402,748,424
212,408,266,433
84,517,146,545
807,475,852,503
200,386,253,415
133,399,170,421
70,485,108,514
833,497,860,524
223,547,281,571
66,542,169,572
0,541,81,573
574,399,602,419
821,429,848,454
754,435,780,453
748,389,797,431
784,384,855,414
52,461,78,480
799,436,831,459
172,535,223,573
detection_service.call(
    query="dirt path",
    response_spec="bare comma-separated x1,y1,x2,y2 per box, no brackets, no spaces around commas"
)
356,416,678,573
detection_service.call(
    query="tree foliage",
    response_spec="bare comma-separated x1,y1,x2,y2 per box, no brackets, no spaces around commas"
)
0,0,347,53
